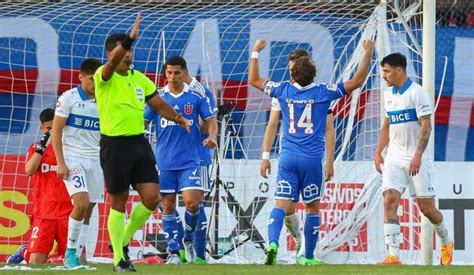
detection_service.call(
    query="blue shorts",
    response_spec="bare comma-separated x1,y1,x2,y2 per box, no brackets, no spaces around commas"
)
159,167,203,194
275,154,324,203
200,165,212,192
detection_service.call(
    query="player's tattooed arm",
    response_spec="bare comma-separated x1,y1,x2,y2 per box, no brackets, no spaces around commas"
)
416,115,432,153
409,115,431,176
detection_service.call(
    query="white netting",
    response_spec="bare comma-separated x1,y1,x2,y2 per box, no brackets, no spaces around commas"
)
0,0,432,264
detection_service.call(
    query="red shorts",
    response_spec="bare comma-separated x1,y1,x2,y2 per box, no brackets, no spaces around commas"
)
27,218,68,257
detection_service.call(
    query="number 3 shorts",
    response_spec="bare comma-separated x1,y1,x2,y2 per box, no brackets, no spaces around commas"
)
64,156,105,203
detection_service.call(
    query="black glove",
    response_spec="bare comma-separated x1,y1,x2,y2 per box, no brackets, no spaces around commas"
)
35,129,52,155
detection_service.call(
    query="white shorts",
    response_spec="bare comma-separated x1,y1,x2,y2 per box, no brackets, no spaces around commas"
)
64,156,105,203
381,161,436,198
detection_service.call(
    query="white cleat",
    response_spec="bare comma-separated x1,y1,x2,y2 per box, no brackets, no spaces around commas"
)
183,240,195,263
166,253,181,265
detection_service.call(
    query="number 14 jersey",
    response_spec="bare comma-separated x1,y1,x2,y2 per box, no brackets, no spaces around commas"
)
263,81,346,158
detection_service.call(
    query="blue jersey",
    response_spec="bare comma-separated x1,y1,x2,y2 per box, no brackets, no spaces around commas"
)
144,84,215,170
263,81,346,158
189,78,218,166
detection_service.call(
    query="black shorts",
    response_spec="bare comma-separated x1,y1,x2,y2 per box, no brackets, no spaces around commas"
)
100,134,159,194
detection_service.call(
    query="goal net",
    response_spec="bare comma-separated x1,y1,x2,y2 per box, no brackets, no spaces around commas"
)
0,0,434,264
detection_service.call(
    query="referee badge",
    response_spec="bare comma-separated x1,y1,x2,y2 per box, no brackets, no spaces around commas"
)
135,87,144,101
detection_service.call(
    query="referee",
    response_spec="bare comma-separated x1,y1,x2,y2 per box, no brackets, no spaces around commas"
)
94,14,189,272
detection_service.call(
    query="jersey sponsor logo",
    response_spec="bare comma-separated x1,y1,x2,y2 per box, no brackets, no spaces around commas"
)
56,100,61,108
285,98,315,104
160,117,194,128
66,114,100,131
184,104,193,115
419,104,431,114
387,109,417,124
136,87,144,101
77,103,85,108
41,163,58,173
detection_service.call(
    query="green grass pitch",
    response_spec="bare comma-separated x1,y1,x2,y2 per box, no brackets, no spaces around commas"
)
1,264,473,275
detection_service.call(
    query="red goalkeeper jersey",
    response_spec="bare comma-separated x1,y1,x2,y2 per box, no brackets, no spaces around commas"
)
27,144,73,219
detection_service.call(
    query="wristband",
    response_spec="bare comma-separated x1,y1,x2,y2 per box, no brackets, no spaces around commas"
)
251,51,259,59
121,36,134,50
262,152,270,160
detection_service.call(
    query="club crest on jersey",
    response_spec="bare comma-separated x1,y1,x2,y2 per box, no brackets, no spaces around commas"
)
184,104,193,115
135,87,144,101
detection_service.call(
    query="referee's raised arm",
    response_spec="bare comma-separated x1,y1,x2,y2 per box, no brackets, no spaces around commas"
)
102,13,141,81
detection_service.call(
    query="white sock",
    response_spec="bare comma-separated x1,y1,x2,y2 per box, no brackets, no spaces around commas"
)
67,217,83,249
76,224,89,257
433,221,451,245
284,213,301,240
384,223,400,258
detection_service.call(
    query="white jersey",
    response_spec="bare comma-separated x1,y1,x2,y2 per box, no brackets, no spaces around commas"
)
384,79,432,164
55,86,100,159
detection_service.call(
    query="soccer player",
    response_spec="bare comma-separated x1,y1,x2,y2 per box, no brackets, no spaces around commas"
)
260,49,337,258
51,58,104,269
7,108,73,264
374,53,453,265
249,38,374,265
184,69,218,263
94,14,189,272
145,56,217,265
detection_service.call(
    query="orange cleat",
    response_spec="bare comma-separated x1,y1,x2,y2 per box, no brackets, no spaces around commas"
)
440,240,454,265
377,255,402,265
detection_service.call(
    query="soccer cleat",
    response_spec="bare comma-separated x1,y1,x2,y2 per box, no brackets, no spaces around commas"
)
194,257,207,265
6,244,27,264
108,242,134,268
179,249,187,263
264,242,278,265
297,256,326,265
64,248,84,269
113,259,136,272
295,237,302,259
183,240,195,263
166,253,182,265
440,240,454,265
377,255,402,265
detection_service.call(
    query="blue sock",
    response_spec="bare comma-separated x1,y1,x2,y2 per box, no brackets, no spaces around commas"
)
162,213,179,254
194,203,207,259
184,208,200,242
304,214,320,259
175,210,185,250
268,207,285,247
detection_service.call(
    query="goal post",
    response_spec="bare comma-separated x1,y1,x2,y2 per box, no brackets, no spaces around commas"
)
421,0,436,266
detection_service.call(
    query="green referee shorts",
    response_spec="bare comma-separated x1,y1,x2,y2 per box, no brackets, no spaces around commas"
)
99,134,159,194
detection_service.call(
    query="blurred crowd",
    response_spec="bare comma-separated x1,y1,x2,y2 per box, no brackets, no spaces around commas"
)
437,8,474,27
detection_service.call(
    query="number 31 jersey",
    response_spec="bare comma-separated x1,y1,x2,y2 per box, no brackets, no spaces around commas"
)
263,81,346,158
